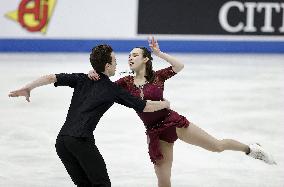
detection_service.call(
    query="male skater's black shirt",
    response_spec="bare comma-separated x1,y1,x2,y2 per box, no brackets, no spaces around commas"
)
54,73,146,137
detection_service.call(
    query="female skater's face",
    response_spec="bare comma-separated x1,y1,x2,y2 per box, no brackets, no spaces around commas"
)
128,48,148,72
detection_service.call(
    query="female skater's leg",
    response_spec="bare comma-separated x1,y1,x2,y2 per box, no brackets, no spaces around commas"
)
176,123,276,164
176,123,249,153
154,140,174,187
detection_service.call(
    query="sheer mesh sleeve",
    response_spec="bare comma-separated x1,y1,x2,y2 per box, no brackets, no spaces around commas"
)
155,66,177,82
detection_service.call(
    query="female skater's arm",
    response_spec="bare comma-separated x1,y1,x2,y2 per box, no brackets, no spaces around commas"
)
148,36,184,73
8,74,57,102
88,70,100,80
88,70,127,88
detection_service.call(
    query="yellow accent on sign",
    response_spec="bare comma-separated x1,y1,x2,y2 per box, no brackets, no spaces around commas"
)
5,0,56,34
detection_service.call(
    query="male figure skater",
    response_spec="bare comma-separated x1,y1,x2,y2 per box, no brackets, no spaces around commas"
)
9,44,170,187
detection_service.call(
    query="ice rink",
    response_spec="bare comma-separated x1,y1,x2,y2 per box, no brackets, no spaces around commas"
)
0,53,283,187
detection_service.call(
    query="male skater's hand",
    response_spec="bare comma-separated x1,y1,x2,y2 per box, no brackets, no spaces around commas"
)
163,98,171,109
88,70,100,80
8,87,31,102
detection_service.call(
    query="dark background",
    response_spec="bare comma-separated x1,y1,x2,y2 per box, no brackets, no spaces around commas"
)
138,0,284,35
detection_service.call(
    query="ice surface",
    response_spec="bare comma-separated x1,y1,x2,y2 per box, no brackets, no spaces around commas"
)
1,53,283,187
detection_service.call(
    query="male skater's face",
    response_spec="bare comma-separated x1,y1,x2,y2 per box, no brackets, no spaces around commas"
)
108,52,117,77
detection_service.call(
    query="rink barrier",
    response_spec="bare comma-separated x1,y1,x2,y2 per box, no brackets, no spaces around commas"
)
0,39,284,53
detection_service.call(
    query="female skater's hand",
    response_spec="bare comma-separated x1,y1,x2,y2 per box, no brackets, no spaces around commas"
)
88,70,100,80
148,36,161,56
8,87,31,102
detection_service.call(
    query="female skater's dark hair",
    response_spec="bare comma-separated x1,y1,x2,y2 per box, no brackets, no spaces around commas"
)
136,47,155,83
90,44,113,72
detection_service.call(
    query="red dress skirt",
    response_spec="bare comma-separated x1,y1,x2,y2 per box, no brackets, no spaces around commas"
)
142,109,190,164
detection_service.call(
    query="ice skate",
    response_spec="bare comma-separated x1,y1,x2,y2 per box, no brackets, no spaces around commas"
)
247,143,276,165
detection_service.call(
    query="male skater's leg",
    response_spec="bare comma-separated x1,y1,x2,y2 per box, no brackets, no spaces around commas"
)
62,136,111,187
55,135,92,186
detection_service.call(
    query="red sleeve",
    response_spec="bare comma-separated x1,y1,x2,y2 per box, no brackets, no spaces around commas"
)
155,66,177,82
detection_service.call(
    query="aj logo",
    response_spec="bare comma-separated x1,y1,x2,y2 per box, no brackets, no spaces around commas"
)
5,0,56,34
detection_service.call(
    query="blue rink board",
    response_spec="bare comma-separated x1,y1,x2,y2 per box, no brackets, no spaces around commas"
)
0,39,284,53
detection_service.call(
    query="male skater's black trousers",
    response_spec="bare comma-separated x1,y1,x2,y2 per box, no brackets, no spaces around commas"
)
55,135,111,187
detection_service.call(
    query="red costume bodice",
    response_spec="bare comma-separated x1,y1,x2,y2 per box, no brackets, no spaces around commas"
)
115,66,175,126
115,66,189,163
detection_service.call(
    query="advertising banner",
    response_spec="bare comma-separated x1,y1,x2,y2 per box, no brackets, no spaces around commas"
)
138,0,284,35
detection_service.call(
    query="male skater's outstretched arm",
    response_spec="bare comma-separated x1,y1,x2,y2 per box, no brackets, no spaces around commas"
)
8,74,169,112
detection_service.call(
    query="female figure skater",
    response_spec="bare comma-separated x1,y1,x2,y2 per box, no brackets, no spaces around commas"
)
88,37,276,187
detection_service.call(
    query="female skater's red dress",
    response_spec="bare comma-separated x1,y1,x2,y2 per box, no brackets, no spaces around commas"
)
116,66,190,163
